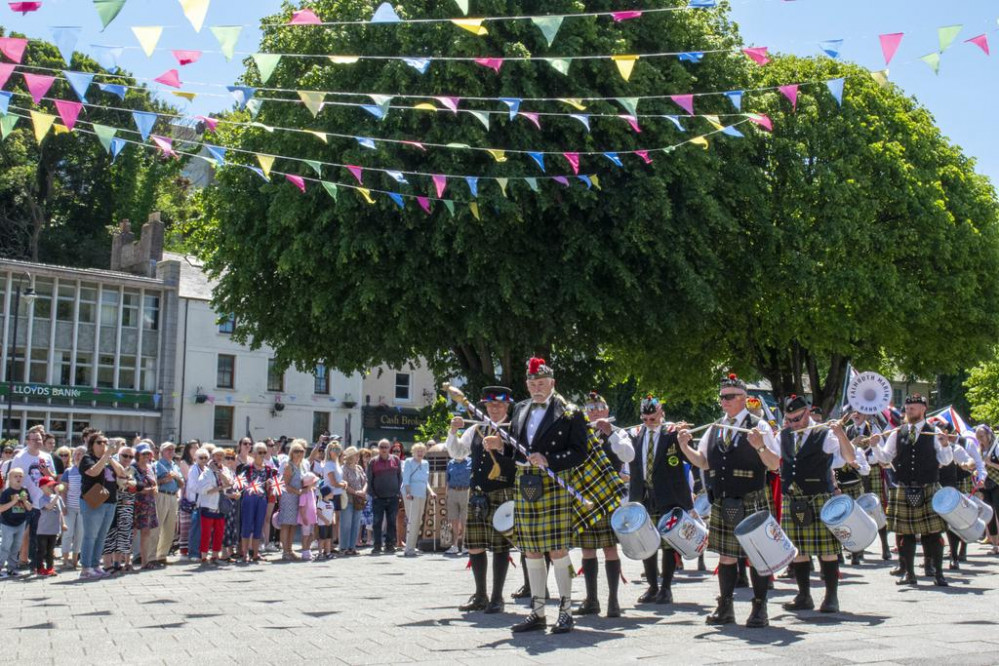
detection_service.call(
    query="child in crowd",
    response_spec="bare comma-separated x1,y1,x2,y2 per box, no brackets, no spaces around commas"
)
298,472,319,561
0,469,31,577
316,485,335,560
34,477,66,576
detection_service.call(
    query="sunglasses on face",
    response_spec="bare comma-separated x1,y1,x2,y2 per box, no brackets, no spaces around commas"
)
786,412,809,423
120,455,133,460
58,454,70,458
719,393,743,401
197,457,209,461
224,456,235,460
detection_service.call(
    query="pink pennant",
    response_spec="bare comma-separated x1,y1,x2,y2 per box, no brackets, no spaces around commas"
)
620,115,641,133
778,84,799,111
285,174,306,193
172,50,202,66
402,140,426,151
417,196,431,214
154,69,181,88
23,72,54,104
879,32,903,66
0,62,13,89
563,152,579,174
432,174,447,198
670,94,695,115
634,150,652,165
748,113,773,132
518,111,541,129
289,8,321,25
151,135,177,158
742,46,770,66
346,165,363,184
611,11,642,21
0,37,28,64
195,115,218,132
9,2,42,14
474,58,503,73
435,96,460,113
966,34,990,55
53,99,82,131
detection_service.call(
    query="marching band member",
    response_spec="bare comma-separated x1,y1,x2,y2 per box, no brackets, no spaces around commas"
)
678,373,780,628
870,393,954,587
509,358,589,634
850,412,892,560
974,425,999,555
778,395,856,614
573,392,634,618
628,395,693,607
446,387,519,615
836,411,871,565
934,421,984,570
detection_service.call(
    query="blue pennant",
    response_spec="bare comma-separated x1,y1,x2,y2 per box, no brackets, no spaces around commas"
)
499,97,521,120
0,92,11,115
527,152,545,172
664,115,685,131
602,152,623,167
819,39,844,59
402,58,431,74
360,104,386,119
109,137,127,162
465,176,479,197
91,45,123,73
355,137,377,150
720,126,745,138
205,145,227,166
826,78,845,105
387,192,405,209
385,170,408,184
98,83,126,100
569,114,590,131
678,52,704,63
132,111,157,141
50,26,82,65
724,90,743,111
227,86,257,110
577,175,593,189
64,71,95,103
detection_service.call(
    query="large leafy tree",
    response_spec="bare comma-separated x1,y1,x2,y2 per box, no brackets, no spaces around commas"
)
0,31,192,267
199,0,754,394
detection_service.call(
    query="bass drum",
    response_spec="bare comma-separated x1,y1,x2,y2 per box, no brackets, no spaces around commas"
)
611,502,660,561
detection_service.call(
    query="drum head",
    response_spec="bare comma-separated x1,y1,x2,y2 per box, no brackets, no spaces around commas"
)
820,495,853,526
656,507,684,535
611,502,650,535
847,372,892,415
733,510,770,536
932,487,961,514
856,493,880,512
492,500,515,532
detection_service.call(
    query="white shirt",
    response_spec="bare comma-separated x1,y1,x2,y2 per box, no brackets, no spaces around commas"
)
323,460,344,495
525,397,552,444
445,429,474,460
953,441,986,485
786,429,849,469
872,421,955,466
696,408,779,459
195,466,221,512
318,498,335,524
11,449,55,504
185,464,204,502
608,429,635,464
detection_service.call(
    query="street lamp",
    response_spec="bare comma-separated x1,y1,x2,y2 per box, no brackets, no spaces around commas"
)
5,274,36,440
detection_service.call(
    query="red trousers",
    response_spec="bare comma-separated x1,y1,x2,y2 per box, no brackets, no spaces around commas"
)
200,515,224,556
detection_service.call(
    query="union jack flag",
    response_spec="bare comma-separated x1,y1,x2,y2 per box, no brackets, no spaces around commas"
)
249,479,263,495
232,475,246,491
269,478,286,498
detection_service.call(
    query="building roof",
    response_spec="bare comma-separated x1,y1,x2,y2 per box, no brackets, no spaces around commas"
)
0,256,169,289
162,251,215,301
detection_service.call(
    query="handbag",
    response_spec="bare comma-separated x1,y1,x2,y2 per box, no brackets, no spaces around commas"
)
337,491,348,511
82,482,110,509
351,492,367,510
789,497,814,526
720,497,745,526
519,474,545,503
904,486,925,508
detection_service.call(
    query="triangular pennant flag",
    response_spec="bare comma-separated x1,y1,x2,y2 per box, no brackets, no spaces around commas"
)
303,160,322,177
386,192,404,209
528,152,545,172
525,177,538,192
819,39,843,59
173,49,202,66
205,144,226,166
369,94,393,112
778,84,799,110
93,0,126,30
578,175,593,189
436,96,460,113
50,26,81,65
9,2,42,15
879,33,903,66
195,115,218,132
132,26,163,57
870,69,890,87
558,98,586,111
670,94,694,115
452,19,487,36
689,136,709,150
634,150,652,164
677,52,704,63
402,58,431,73
328,56,359,65
826,78,845,105
620,115,641,133
132,110,157,140
532,16,563,47
0,91,10,115
453,0,468,14
966,34,990,55
0,63,12,90
486,149,507,162
321,181,338,201
151,135,177,157
417,196,431,214
469,202,480,220
545,58,571,75
179,0,210,32
346,165,363,184
474,58,503,73
724,90,743,111
611,55,638,81
603,152,623,167
91,45,122,72
23,73,55,105
0,114,18,140
298,91,325,117
246,98,263,119
385,170,407,184
616,97,639,116
612,10,642,21
53,100,82,131
93,123,116,152
703,114,723,131
664,115,685,131
285,174,306,193
938,25,962,52
920,52,940,74
109,137,126,161
306,130,327,144
413,103,437,111
356,188,375,204
563,152,580,175
355,136,376,150
154,69,181,88
742,46,769,65
553,176,570,187
747,113,773,131
211,26,242,61
468,110,490,130
252,53,281,83
29,110,56,144
499,97,521,120
63,70,94,103
432,174,447,198
519,112,541,129
227,85,256,109
97,82,126,100
256,154,274,180
720,125,744,138
173,91,197,102
289,8,321,24
443,199,455,216
0,37,27,64
495,177,508,197
465,176,478,197
371,2,400,23
569,114,590,131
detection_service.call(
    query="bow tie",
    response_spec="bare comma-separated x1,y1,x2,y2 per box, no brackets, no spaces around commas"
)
531,402,548,411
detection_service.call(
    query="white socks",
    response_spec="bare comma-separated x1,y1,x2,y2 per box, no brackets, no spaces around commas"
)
525,557,548,615
552,555,573,611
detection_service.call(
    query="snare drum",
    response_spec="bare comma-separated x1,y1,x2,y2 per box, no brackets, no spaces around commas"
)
610,502,660,561
657,508,709,560
856,493,887,530
969,493,995,525
932,487,980,531
492,501,515,538
734,511,797,576
952,517,987,544
693,493,712,520
820,495,878,553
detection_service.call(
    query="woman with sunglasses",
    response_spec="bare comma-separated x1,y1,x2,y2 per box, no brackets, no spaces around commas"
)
323,442,345,553
102,441,139,574
239,443,274,562
60,446,86,570
178,440,201,558
221,449,242,562
278,441,308,560
77,433,127,579
132,442,160,570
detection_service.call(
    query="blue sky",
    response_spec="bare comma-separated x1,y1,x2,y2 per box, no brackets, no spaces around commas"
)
4,0,998,183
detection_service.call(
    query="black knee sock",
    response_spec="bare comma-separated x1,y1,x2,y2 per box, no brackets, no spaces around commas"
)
605,559,621,603
718,563,737,598
879,527,890,553
470,552,488,597
750,568,769,601
793,561,811,597
899,534,917,574
946,530,960,561
642,555,659,591
820,559,839,596
491,552,510,603
581,557,599,601
924,533,944,574
737,558,747,578
661,549,677,590
958,538,967,559
520,552,530,590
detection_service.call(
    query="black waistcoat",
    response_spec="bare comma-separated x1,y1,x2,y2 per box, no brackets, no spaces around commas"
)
706,413,766,497
780,427,835,495
469,427,517,492
894,423,940,486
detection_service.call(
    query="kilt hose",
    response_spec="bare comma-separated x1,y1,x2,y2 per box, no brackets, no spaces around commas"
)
514,467,573,553
886,483,946,535
464,487,516,552
780,492,841,557
839,481,864,501
708,489,771,559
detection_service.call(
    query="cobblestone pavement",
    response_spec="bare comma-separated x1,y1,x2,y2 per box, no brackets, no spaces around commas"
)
1,541,998,665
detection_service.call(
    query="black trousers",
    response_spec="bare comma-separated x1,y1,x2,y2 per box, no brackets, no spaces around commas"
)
33,534,56,570
372,497,399,548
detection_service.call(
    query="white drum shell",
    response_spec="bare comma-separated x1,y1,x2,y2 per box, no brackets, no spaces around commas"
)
969,494,995,524
820,495,879,553
611,502,661,561
856,493,887,530
734,510,798,576
932,487,980,531
657,508,709,560
953,517,987,544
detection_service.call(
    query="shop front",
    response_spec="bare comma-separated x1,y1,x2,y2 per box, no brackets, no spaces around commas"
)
361,405,424,450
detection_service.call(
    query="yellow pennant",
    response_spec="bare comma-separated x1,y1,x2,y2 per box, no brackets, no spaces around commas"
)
469,202,480,220
591,175,601,190
611,55,639,81
256,154,275,179
703,114,724,130
172,91,197,101
870,69,890,87
179,0,211,32
452,18,487,35
558,98,587,111
486,149,507,162
131,26,163,57
30,111,56,144
496,178,508,197
328,56,360,65
357,187,375,204
298,91,325,117
413,103,437,111
306,130,328,144
52,123,69,135
690,136,710,150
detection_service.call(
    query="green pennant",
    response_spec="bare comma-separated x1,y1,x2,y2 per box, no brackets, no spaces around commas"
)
1,115,18,140
532,16,564,47
938,25,962,52
369,94,393,113
525,177,539,192
468,110,490,130
920,52,941,74
93,124,117,153
443,200,455,217
210,26,243,61
616,97,640,117
252,53,281,84
321,181,338,202
304,160,323,177
246,98,263,119
545,58,571,76
94,0,127,30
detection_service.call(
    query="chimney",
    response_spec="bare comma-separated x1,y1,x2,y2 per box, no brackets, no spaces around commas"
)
111,212,165,277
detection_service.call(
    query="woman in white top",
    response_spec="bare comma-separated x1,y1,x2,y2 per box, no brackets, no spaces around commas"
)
59,446,86,569
196,448,231,565
401,443,435,557
323,443,346,551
